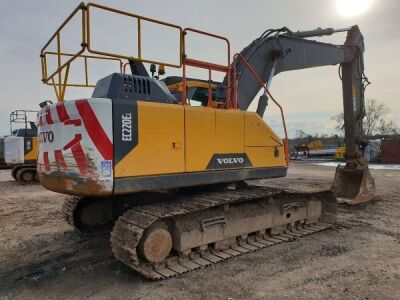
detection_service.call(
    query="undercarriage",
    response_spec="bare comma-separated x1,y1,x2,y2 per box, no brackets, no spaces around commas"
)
11,164,38,183
63,184,336,279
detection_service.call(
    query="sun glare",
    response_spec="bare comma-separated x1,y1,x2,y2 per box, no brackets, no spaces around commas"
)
336,0,374,17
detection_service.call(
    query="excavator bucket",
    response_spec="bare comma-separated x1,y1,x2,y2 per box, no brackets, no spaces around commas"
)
331,164,375,205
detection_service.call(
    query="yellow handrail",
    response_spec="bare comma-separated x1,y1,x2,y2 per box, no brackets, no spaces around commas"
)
85,3,183,68
40,2,184,101
40,4,85,89
42,51,123,87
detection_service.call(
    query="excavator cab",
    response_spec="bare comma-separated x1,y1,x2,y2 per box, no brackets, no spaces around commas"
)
163,76,225,108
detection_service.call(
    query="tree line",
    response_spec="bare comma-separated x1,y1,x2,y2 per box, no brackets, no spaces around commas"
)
296,99,399,140
332,99,399,137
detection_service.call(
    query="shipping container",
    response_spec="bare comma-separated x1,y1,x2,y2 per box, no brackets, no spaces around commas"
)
0,137,5,167
381,139,400,163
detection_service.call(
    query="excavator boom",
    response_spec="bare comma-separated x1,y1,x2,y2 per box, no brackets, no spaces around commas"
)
226,25,375,205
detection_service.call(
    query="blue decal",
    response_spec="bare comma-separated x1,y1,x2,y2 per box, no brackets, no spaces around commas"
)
101,160,112,177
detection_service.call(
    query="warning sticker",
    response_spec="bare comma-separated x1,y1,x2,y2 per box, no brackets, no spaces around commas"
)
101,160,112,178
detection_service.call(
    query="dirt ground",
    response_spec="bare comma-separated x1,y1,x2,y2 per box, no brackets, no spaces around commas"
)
0,162,399,299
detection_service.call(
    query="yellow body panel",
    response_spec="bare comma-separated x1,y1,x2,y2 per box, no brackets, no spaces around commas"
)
245,113,282,147
245,146,285,168
115,102,286,178
184,106,216,172
115,102,185,177
24,137,38,162
215,109,245,154
244,113,285,167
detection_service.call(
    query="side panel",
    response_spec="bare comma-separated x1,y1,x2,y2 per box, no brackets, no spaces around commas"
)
205,109,246,170
215,109,245,154
184,106,215,172
24,137,38,162
113,104,287,194
37,99,114,196
245,112,283,147
4,136,24,164
245,147,285,168
115,101,185,178
245,112,286,168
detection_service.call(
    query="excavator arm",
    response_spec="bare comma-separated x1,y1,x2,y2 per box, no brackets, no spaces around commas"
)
227,25,374,204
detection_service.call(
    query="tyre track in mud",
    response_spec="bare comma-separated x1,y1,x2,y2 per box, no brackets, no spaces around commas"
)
0,232,111,290
0,175,112,291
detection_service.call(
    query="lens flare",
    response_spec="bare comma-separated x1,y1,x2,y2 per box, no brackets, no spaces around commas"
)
336,0,374,17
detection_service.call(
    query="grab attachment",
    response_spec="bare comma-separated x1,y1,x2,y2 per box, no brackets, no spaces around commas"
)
331,162,375,205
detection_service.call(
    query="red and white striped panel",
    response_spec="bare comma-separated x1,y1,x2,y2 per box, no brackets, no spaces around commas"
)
37,98,113,195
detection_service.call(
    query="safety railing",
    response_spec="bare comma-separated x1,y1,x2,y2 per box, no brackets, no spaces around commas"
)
42,52,124,87
86,3,182,67
40,2,183,101
232,53,289,166
41,51,123,101
10,110,38,123
40,4,85,87
10,110,38,133
41,3,231,105
181,28,231,107
40,3,87,101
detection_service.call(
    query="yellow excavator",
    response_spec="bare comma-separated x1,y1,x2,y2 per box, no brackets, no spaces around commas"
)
4,110,39,182
37,3,375,279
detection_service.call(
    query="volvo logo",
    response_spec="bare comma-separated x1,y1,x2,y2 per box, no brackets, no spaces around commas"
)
40,130,54,143
216,157,244,165
207,154,250,170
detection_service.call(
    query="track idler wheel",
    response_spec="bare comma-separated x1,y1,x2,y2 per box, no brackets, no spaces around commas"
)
331,163,375,205
139,224,172,263
63,197,113,234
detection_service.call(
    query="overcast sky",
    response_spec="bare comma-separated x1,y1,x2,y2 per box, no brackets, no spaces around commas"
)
0,0,399,137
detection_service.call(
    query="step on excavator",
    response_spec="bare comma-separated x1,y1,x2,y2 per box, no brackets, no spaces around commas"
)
4,110,39,182
38,3,375,279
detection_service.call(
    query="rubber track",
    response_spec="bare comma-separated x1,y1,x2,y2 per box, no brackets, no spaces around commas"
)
110,186,334,280
62,196,81,232
15,167,38,183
